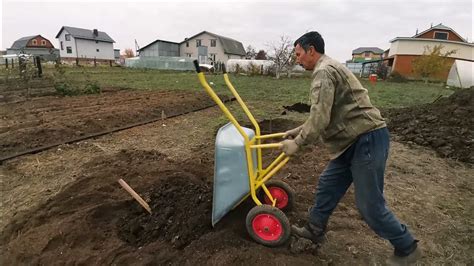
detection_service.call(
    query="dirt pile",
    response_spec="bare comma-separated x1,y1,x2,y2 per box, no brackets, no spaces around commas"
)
117,173,212,249
385,88,474,164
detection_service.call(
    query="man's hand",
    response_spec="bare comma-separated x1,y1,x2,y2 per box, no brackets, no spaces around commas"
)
283,126,302,139
280,139,299,156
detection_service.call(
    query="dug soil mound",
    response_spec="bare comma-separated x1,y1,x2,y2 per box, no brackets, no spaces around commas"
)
385,88,474,164
117,173,213,249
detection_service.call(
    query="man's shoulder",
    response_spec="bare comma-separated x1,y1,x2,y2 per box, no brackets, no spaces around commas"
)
315,55,344,73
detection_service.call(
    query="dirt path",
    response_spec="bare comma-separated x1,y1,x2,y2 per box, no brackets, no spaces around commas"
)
1,104,472,264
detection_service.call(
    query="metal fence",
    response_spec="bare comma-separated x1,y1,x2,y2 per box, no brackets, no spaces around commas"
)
125,56,196,71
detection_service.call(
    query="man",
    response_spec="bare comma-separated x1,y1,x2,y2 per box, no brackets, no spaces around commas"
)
279,31,421,265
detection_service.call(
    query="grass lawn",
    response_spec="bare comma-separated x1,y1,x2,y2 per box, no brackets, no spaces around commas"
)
37,65,454,118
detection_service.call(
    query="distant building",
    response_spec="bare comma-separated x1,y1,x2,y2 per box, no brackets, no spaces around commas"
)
138,39,180,57
55,26,115,63
385,23,473,79
351,47,384,62
6,35,59,61
138,31,246,64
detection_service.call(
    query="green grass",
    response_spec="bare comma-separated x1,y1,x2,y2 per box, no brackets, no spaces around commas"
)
38,65,454,114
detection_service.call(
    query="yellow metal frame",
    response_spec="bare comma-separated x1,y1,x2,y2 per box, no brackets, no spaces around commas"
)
196,71,290,208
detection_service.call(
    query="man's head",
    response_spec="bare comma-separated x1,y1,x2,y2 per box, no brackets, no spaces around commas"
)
294,31,325,70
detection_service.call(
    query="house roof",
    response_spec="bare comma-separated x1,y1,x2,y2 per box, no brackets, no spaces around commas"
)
352,47,384,54
182,31,246,56
11,35,41,49
55,26,115,43
412,23,466,42
138,39,180,52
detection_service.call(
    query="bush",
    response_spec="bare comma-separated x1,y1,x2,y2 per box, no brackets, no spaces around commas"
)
388,71,408,83
54,82,77,96
84,81,101,94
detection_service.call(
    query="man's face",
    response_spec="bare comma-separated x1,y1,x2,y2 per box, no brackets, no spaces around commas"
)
294,44,317,71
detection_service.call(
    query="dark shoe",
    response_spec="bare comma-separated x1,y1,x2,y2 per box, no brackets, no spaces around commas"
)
291,223,325,244
386,241,422,265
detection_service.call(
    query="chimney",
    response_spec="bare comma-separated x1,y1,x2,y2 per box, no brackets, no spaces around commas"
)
93,29,99,37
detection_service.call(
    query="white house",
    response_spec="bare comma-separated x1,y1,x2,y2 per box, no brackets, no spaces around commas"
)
179,31,246,63
55,26,115,63
138,31,246,64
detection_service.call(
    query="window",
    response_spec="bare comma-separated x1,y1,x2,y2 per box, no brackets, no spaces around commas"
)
210,39,216,47
96,49,100,52
66,47,72,54
60,41,64,50
41,40,46,45
65,34,71,41
434,31,448,40
364,52,370,57
32,39,37,45
196,39,201,47
186,53,192,57
186,42,189,47
209,53,216,62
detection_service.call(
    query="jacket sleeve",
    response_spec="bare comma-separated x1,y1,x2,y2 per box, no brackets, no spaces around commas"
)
294,69,336,146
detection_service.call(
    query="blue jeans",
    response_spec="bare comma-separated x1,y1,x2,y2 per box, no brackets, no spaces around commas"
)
309,127,415,252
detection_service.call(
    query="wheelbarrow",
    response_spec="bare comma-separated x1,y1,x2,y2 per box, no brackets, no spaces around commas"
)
193,60,295,246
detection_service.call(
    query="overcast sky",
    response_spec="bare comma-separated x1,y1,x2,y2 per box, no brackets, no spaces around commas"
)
1,0,472,62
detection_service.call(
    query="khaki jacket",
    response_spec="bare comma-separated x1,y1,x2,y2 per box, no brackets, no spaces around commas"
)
294,54,386,159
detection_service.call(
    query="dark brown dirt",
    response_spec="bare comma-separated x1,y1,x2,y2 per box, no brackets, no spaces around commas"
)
385,88,474,164
282,102,311,114
117,173,213,249
0,88,222,159
1,92,472,264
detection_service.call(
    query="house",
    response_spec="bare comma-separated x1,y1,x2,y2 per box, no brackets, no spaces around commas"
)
351,47,384,62
138,31,246,64
385,23,473,79
6,35,59,61
180,31,246,63
55,26,115,63
138,39,180,57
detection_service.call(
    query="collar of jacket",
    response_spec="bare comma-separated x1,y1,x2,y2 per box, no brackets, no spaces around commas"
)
312,54,328,76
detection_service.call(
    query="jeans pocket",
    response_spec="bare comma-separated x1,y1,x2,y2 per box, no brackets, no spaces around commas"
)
352,134,372,163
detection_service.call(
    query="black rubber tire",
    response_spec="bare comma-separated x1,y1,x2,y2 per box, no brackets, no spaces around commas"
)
259,179,295,212
246,205,291,247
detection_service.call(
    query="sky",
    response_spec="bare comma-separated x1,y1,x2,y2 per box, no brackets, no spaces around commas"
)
1,0,473,62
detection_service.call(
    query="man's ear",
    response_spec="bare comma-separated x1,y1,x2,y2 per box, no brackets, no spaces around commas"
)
309,46,316,55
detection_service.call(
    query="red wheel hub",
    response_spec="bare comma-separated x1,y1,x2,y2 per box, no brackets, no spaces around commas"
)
264,187,288,209
252,213,283,241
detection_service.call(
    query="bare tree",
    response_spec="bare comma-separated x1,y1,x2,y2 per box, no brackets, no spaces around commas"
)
245,45,256,59
267,35,294,79
123,48,135,58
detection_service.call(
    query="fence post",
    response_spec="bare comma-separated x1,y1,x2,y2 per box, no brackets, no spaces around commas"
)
94,57,97,67
76,57,79,66
36,56,42,78
109,60,112,67
11,58,14,68
5,59,8,68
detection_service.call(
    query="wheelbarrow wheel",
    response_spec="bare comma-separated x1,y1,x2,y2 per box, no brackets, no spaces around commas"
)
260,180,295,212
246,205,290,247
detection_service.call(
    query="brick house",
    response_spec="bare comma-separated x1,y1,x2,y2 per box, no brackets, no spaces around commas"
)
6,35,59,61
351,47,384,62
385,23,473,79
